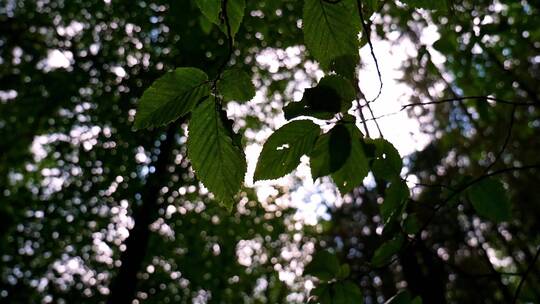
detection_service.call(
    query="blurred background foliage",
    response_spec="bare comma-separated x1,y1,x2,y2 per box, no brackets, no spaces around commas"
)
0,0,539,303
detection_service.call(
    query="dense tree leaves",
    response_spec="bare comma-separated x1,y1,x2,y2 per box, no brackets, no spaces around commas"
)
303,0,361,68
371,235,403,267
310,124,351,180
187,97,246,209
467,177,512,222
218,69,256,102
134,68,209,130
254,120,320,181
331,124,369,194
284,75,356,120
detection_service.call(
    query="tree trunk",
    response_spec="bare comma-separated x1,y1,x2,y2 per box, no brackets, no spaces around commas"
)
107,124,178,304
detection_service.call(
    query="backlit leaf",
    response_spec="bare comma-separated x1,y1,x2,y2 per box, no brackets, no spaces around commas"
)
218,69,255,102
303,0,361,68
254,120,320,181
134,68,209,130
187,97,246,209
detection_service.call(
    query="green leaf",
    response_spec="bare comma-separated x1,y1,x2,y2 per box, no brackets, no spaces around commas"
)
337,264,350,280
284,75,355,120
195,0,220,24
218,69,255,102
304,250,340,281
331,54,359,81
134,68,209,130
199,15,214,34
254,120,320,181
370,138,402,180
333,281,363,304
303,0,361,68
402,214,421,235
331,124,369,195
381,179,409,223
196,0,245,38
310,124,351,180
310,284,332,304
371,235,403,267
187,97,246,209
220,0,245,38
467,177,511,222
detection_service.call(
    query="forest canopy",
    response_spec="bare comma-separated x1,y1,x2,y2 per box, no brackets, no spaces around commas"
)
1,0,540,303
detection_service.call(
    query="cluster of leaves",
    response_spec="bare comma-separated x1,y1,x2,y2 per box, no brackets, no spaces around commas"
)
129,0,521,301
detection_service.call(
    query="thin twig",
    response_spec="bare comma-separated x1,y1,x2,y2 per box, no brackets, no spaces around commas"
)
356,84,383,137
484,104,517,174
415,164,540,240
356,0,383,104
401,96,535,110
353,72,371,137
512,246,540,303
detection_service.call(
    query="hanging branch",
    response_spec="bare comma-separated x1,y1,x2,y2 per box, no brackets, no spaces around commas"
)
356,0,383,104
512,246,540,304
483,104,517,173
401,96,536,110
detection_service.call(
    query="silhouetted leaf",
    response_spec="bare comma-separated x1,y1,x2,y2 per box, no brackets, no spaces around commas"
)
331,124,369,194
310,123,352,180
284,75,355,120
